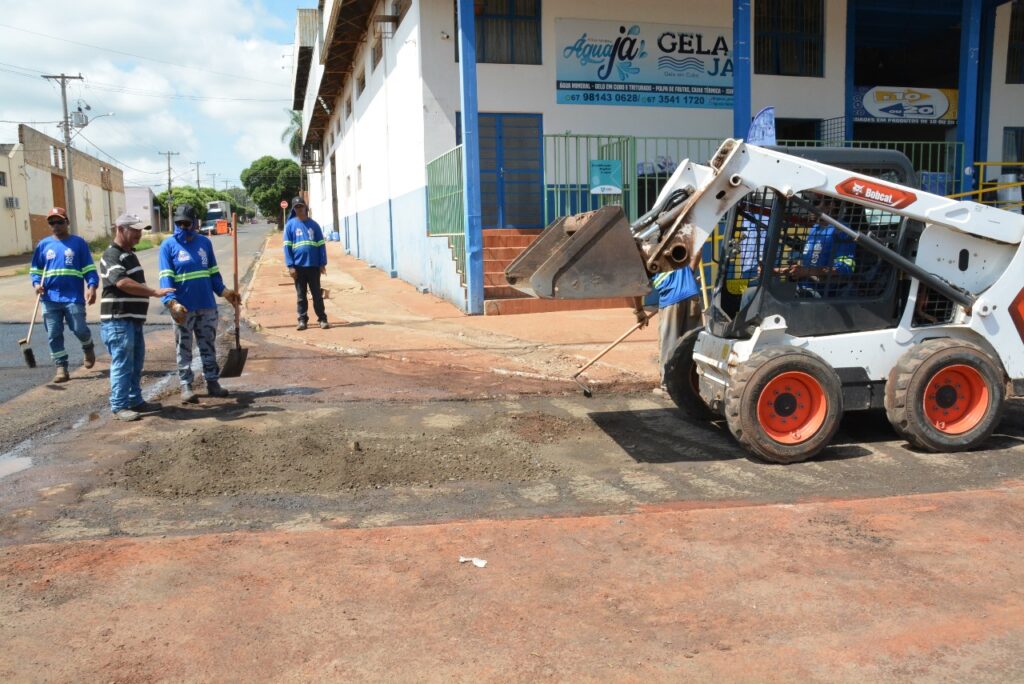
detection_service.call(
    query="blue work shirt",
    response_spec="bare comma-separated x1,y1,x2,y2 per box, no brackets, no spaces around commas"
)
653,267,700,308
30,235,99,303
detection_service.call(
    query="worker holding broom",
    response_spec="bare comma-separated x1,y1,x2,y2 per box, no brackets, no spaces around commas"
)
29,207,99,384
159,204,241,404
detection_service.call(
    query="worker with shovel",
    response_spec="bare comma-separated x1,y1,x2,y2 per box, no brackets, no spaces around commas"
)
98,214,176,421
28,207,99,384
159,204,241,404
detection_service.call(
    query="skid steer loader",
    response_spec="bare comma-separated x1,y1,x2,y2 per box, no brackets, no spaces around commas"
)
506,140,1024,463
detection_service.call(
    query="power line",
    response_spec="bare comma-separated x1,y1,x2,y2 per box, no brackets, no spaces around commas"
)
0,22,289,87
75,131,164,175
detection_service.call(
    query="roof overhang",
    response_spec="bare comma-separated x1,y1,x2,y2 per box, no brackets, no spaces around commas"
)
303,0,376,145
292,9,320,111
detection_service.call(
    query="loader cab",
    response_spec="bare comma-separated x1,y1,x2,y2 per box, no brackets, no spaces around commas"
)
708,148,924,340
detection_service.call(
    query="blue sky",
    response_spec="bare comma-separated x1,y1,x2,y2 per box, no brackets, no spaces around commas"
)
0,0,318,192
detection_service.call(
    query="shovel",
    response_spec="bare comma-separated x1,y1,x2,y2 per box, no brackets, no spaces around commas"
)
18,294,41,368
220,214,248,378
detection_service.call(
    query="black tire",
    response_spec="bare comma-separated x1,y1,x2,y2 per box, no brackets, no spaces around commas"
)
664,327,717,420
884,338,1005,452
725,347,844,464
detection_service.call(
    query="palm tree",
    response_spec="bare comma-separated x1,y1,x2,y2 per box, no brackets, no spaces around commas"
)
282,109,303,159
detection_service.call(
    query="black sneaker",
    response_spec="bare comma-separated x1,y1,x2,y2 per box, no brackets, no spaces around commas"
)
130,401,163,414
181,385,199,404
206,381,230,398
296,320,308,331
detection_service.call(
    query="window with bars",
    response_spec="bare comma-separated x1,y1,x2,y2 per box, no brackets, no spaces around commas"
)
393,0,411,26
754,0,824,77
1009,2,1024,84
454,0,541,65
372,34,383,69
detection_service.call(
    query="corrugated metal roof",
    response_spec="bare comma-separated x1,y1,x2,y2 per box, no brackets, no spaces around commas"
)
296,8,318,48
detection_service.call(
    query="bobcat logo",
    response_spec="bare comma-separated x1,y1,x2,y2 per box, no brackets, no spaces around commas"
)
198,247,208,267
851,182,864,195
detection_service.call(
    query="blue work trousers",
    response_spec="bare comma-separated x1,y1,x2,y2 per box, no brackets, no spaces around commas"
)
41,301,94,368
100,319,145,412
175,307,220,386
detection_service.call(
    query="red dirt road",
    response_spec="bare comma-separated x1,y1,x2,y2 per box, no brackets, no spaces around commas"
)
3,486,1022,682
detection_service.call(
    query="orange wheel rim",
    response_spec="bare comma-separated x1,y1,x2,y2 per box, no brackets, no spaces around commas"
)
923,364,989,434
756,372,828,445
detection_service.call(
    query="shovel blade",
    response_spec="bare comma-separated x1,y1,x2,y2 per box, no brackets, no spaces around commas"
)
220,347,248,378
504,205,651,300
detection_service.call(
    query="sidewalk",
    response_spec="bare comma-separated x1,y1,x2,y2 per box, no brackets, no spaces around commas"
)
245,234,663,390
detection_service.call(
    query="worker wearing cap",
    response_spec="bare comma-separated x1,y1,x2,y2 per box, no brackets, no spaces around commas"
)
29,207,99,384
159,204,241,404
283,196,330,330
98,214,176,421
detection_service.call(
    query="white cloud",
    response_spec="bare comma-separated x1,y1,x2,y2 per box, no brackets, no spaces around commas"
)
0,0,297,189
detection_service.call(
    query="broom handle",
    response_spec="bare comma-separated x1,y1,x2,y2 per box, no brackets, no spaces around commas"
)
26,293,41,343
232,213,240,350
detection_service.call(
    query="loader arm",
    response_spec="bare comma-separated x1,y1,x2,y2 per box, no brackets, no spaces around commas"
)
508,139,1024,311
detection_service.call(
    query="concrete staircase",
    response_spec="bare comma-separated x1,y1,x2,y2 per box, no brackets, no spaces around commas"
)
482,229,638,315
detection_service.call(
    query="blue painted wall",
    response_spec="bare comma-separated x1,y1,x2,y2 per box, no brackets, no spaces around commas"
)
339,186,467,311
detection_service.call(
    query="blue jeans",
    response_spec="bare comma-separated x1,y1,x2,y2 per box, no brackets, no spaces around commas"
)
101,319,145,413
41,301,94,368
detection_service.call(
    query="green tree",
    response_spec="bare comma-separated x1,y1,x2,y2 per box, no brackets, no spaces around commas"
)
154,187,241,222
282,109,302,159
240,156,301,226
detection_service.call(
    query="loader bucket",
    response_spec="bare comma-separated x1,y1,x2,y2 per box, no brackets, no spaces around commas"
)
504,205,651,300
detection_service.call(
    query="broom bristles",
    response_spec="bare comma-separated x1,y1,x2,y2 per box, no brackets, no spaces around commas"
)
22,347,36,368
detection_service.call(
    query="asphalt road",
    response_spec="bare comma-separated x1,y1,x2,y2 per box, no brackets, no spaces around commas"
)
0,224,272,405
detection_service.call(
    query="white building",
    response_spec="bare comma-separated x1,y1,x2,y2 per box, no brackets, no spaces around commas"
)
293,0,1024,313
125,186,164,232
0,125,126,256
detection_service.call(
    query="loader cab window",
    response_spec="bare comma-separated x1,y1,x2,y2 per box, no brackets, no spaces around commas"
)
712,164,914,340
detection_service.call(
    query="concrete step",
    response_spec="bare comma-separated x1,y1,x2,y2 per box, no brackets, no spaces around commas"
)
484,272,510,286
482,234,535,249
482,246,524,261
484,228,544,236
484,296,636,316
483,285,524,299
484,257,514,271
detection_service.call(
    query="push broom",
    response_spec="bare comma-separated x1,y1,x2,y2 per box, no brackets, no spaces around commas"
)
18,294,40,368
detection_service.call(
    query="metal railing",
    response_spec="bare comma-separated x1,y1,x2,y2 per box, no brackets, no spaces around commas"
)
955,161,1024,212
425,144,466,285
779,139,966,196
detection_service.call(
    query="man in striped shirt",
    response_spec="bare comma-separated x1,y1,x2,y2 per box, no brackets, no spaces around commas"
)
98,214,175,421
29,207,99,384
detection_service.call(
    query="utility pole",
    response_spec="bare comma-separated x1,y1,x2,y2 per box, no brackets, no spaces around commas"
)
207,172,218,189
191,160,204,188
222,180,230,191
42,73,83,234
159,151,179,232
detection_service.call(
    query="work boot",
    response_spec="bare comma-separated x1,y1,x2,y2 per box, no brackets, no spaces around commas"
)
83,345,96,369
296,320,308,331
180,384,199,404
112,409,141,422
319,320,331,329
53,366,70,384
130,401,163,414
206,380,230,398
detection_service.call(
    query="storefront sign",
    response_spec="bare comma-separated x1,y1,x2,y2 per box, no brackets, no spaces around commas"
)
556,19,733,110
590,159,623,194
853,86,958,125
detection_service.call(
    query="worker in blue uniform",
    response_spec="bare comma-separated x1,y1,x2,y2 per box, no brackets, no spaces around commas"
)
159,204,241,404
